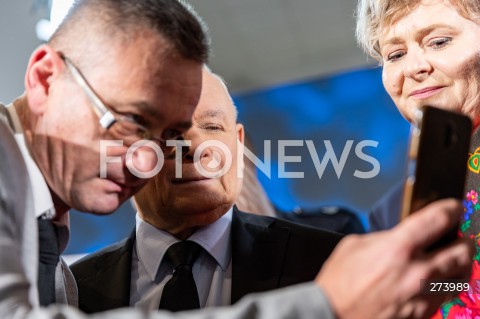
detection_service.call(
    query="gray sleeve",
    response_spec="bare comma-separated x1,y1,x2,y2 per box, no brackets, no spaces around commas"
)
0,119,39,316
13,283,335,319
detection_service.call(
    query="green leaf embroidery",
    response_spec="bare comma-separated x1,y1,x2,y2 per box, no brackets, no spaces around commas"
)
461,220,472,232
441,298,464,318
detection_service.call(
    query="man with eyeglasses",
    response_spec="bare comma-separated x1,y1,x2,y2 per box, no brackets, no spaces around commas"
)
0,0,474,319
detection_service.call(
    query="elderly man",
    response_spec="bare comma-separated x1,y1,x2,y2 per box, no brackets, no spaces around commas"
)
71,67,342,312
0,0,474,318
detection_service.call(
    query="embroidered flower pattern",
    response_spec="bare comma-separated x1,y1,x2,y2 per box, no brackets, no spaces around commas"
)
468,190,479,205
431,187,480,318
433,260,480,319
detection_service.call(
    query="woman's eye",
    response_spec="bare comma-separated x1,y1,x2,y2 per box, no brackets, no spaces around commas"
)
386,51,405,62
428,37,452,49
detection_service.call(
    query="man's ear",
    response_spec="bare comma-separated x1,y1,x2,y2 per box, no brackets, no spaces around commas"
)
236,123,245,144
24,45,64,115
236,123,245,175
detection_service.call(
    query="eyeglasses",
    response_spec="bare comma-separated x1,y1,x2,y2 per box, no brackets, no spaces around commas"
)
61,54,178,156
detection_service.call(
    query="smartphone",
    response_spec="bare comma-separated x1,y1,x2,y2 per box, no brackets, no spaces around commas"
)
400,106,471,246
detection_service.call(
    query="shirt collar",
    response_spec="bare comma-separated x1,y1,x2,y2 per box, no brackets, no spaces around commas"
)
189,207,232,271
135,207,233,282
6,104,55,219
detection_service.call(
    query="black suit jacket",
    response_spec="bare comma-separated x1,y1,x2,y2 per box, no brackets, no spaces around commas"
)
71,207,342,313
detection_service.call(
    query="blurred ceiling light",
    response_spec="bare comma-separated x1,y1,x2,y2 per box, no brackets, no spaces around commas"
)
36,0,74,41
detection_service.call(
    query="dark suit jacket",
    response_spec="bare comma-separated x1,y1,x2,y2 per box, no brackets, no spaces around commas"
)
277,206,366,234
71,207,342,313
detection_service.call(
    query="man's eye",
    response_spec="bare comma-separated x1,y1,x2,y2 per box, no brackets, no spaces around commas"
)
162,129,183,141
201,123,223,131
112,107,147,126
127,113,147,126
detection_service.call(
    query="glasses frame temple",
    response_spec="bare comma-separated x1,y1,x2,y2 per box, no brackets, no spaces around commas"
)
62,56,116,129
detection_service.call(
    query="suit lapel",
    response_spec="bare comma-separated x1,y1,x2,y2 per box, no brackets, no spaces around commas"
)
82,230,135,312
231,207,290,304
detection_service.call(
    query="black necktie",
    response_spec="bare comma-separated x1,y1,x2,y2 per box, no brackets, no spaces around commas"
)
37,218,60,306
159,241,202,311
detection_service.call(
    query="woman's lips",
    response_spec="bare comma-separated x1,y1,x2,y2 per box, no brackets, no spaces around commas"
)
409,86,444,99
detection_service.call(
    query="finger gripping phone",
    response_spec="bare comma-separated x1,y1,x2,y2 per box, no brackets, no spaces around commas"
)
400,106,472,247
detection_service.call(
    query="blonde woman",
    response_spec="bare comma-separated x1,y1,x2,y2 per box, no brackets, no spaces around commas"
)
356,0,480,317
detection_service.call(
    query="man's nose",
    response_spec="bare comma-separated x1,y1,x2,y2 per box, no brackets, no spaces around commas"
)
182,133,213,162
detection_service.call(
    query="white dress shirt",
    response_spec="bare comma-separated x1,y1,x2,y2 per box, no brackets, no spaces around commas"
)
130,208,233,310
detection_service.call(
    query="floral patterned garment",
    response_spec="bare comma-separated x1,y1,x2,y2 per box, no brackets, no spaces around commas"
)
433,128,480,318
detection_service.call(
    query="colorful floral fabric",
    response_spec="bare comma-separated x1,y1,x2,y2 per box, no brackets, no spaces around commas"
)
433,192,480,318
432,131,480,318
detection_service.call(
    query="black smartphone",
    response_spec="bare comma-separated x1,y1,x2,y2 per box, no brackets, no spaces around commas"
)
400,106,471,247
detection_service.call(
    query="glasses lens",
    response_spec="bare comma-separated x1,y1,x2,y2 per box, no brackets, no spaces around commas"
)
110,121,176,156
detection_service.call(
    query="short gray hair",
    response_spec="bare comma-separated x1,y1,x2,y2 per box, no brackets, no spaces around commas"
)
50,0,210,63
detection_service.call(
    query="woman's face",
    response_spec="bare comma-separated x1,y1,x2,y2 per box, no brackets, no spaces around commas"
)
379,0,480,126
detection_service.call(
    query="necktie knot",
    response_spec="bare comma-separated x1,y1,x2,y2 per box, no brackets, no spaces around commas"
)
166,241,202,270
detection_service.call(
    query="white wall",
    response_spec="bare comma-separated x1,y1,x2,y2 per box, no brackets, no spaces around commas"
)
0,1,43,102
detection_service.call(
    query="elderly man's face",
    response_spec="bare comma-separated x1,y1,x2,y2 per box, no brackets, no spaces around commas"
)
29,34,202,214
134,69,244,238
379,0,480,125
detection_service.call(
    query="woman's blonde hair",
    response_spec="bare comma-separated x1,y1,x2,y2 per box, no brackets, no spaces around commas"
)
355,0,480,62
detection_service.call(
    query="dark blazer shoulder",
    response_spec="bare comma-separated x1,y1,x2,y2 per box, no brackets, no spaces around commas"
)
70,231,135,313
231,207,342,303
234,208,343,245
71,234,133,278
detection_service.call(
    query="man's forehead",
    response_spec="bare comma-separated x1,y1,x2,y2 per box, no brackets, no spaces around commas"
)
198,109,226,119
200,74,237,121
